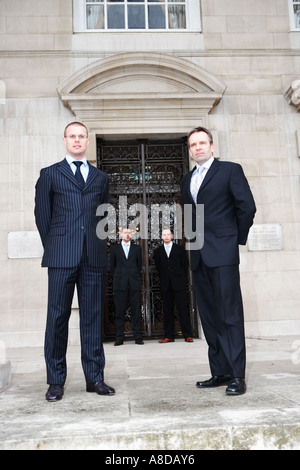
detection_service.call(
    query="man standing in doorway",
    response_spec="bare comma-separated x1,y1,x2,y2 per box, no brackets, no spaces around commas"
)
35,121,115,401
110,228,144,346
181,126,256,395
154,229,193,343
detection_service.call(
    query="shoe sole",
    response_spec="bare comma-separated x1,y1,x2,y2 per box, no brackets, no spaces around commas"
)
86,389,115,396
226,389,246,396
196,383,231,388
46,395,63,402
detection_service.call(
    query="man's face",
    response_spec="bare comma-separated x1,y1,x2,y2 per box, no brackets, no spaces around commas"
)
120,228,132,243
188,131,214,166
161,229,173,244
63,124,89,160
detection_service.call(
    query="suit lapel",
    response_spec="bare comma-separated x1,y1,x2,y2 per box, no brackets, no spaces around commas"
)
57,159,98,191
57,159,77,186
199,159,220,192
118,243,126,260
127,242,135,259
84,163,98,190
185,159,220,204
185,167,197,203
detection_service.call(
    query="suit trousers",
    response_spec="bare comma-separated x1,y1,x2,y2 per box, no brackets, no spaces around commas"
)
114,289,142,341
161,286,192,339
45,250,106,385
192,259,246,378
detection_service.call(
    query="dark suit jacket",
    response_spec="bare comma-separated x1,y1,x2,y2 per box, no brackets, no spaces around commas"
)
110,242,142,291
154,243,189,292
181,159,256,270
35,158,108,268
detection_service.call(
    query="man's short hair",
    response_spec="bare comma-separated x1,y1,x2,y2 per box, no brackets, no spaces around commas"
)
187,126,213,146
64,121,88,138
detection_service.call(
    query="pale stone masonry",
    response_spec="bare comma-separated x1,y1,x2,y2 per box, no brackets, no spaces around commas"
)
1,0,300,347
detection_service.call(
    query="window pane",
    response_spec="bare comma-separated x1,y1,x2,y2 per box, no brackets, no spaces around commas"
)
168,5,186,29
148,5,165,29
294,4,300,28
128,5,145,29
86,5,105,29
107,4,125,28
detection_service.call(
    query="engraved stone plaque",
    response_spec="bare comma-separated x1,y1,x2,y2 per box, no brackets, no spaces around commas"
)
248,224,282,251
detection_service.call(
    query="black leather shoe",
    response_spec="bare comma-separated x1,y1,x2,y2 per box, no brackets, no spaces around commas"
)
86,381,115,396
226,378,246,396
114,340,123,346
135,338,144,345
46,384,64,402
196,375,232,388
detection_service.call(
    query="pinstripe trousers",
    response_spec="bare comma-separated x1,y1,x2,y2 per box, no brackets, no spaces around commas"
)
44,248,106,385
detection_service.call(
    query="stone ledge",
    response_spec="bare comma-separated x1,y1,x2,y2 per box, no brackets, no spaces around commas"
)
0,362,11,393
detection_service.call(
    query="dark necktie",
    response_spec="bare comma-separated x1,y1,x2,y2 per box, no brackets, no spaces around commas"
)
73,161,85,189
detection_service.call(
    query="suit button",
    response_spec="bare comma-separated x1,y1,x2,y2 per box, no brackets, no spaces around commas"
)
81,226,85,230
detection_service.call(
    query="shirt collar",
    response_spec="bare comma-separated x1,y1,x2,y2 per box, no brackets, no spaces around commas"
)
164,242,173,249
195,156,214,172
66,155,88,167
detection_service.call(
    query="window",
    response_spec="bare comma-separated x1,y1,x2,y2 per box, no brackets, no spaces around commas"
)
73,0,201,31
289,0,300,30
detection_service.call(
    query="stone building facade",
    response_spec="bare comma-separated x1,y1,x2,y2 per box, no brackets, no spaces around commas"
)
1,0,300,348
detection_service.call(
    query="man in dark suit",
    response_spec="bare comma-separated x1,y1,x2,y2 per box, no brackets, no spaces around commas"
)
154,229,193,343
35,121,115,402
110,228,144,346
181,126,256,396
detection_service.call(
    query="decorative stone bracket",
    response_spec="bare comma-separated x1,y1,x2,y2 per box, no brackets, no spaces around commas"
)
284,79,300,111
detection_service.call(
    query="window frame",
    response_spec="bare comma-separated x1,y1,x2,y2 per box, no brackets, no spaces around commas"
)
289,0,300,31
73,0,202,32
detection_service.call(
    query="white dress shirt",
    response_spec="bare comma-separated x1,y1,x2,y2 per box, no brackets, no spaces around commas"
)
190,156,214,202
66,155,89,182
122,241,131,259
164,242,173,258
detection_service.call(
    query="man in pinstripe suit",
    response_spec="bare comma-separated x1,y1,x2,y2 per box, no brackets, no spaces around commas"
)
35,122,115,401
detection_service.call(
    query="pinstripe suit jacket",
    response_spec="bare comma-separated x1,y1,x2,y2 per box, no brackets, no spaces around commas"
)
35,158,108,268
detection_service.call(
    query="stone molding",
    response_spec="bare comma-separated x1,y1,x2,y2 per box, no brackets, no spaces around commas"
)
57,52,226,136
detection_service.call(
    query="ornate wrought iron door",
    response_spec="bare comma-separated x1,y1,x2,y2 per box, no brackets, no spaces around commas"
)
97,139,198,339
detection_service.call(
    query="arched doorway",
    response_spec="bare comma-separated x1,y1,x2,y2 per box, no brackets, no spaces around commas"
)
57,52,226,339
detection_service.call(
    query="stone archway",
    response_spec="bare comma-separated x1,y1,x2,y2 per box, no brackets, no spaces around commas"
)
57,52,226,137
